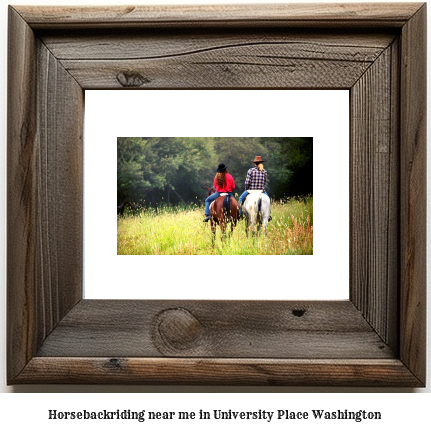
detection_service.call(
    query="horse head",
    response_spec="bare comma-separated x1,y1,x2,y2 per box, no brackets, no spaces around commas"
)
206,186,216,197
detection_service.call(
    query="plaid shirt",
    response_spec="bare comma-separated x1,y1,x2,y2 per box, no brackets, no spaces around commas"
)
244,167,267,191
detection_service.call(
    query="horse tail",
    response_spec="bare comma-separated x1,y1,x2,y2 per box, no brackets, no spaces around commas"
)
258,195,262,218
223,195,231,217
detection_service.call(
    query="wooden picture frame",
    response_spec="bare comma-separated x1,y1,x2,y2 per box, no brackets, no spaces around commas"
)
7,3,426,386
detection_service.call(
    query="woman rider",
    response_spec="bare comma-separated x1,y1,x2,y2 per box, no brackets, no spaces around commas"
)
203,163,235,222
238,156,271,220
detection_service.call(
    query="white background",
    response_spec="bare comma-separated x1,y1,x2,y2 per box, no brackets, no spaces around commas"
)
84,90,349,300
0,0,429,426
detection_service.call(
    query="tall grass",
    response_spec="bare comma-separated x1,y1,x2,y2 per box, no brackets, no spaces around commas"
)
117,197,313,255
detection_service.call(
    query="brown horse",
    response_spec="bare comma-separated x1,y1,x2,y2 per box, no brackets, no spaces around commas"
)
206,186,239,242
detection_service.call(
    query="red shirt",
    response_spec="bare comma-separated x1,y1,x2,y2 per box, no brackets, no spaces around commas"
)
213,173,235,193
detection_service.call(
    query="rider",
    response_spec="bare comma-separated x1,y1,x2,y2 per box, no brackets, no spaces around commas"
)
238,156,271,220
203,163,235,222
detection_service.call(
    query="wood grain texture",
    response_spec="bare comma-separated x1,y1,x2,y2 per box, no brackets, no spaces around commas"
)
15,3,423,29
51,31,394,89
7,6,38,381
350,43,399,348
7,3,426,386
399,3,427,385
41,31,395,60
36,300,393,359
15,358,423,386
7,6,83,383
40,30,394,89
35,41,84,334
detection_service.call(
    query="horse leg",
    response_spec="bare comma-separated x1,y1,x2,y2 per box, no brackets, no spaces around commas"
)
227,200,238,238
263,219,268,239
230,217,235,234
250,218,256,238
257,220,268,245
210,220,216,247
219,216,226,242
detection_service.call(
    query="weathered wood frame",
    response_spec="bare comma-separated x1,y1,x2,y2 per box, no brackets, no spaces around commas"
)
7,3,426,386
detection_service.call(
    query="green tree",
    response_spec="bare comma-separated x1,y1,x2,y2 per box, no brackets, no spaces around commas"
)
212,137,268,194
117,137,147,205
262,137,313,199
117,136,312,209
117,137,216,207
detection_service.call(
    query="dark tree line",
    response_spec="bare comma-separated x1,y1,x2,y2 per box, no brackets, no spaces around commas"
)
117,137,312,210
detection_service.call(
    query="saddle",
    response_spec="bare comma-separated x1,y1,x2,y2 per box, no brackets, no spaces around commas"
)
243,189,264,205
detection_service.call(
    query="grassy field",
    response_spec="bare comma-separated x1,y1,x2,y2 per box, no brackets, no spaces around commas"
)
117,197,313,255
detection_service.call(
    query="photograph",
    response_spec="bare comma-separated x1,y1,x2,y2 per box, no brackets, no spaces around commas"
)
117,137,313,255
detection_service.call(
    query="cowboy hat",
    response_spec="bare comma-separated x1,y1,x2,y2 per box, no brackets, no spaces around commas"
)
217,163,228,172
251,156,265,163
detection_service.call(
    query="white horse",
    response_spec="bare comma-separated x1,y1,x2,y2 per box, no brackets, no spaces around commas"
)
242,191,271,238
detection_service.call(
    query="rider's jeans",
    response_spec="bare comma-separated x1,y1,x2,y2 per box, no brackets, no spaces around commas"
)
204,192,220,216
238,191,249,215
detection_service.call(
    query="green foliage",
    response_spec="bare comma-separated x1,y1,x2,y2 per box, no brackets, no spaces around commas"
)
263,137,313,199
117,137,313,209
118,137,216,206
212,137,267,187
117,137,147,204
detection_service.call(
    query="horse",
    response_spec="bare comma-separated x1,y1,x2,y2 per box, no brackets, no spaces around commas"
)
205,186,239,242
241,191,271,238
